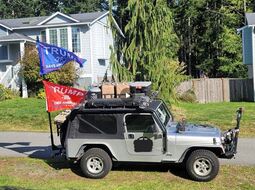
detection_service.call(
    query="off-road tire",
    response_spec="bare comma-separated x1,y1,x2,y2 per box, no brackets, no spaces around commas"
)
186,149,219,182
80,148,112,179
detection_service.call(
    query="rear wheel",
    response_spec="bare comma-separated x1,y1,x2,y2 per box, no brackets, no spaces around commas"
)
80,148,112,179
186,149,219,182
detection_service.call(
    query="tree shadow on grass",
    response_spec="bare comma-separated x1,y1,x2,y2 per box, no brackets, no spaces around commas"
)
45,160,191,180
0,186,32,190
0,142,190,180
0,141,84,176
112,162,190,180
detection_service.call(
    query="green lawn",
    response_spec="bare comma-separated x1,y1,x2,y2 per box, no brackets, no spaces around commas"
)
172,102,255,137
0,98,254,137
0,157,254,190
0,98,58,132
0,99,255,189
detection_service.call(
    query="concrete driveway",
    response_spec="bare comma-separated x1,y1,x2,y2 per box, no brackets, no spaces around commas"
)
0,132,60,158
0,132,254,166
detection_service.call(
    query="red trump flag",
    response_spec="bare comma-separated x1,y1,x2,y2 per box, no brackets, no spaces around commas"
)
43,80,86,112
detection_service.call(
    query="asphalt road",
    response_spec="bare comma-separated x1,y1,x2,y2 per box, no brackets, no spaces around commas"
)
0,132,254,166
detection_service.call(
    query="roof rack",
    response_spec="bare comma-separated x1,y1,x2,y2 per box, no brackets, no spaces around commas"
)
84,96,151,109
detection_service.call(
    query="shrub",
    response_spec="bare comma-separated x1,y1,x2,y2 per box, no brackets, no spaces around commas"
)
37,88,45,99
178,89,197,103
20,46,77,96
0,84,18,101
151,59,188,104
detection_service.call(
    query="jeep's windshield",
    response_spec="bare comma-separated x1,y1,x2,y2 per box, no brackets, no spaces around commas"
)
156,103,171,126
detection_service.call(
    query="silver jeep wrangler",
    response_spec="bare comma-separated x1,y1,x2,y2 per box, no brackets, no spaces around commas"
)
57,96,242,182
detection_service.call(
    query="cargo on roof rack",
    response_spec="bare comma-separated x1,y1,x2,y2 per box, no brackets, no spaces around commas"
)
86,81,152,100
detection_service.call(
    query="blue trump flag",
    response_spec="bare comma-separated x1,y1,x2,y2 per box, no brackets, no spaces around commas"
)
36,40,86,75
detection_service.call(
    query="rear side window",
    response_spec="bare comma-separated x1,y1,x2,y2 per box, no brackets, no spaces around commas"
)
78,114,117,134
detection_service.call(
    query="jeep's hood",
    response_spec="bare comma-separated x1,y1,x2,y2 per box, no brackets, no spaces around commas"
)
167,122,221,137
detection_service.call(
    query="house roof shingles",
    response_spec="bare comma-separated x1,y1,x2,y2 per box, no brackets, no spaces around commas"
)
0,32,35,42
0,11,108,28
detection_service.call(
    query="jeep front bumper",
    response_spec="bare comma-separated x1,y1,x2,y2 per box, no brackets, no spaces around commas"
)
221,128,240,159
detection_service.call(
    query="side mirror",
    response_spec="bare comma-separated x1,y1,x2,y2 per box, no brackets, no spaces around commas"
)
177,118,186,133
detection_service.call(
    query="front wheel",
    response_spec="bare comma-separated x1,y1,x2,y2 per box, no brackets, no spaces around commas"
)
80,148,112,179
186,149,219,182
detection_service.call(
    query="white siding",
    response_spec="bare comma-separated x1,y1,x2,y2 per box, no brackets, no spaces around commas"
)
90,16,114,83
46,15,74,25
99,16,107,25
79,25,92,76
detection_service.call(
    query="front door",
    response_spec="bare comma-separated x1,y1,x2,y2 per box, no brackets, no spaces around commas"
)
124,113,163,156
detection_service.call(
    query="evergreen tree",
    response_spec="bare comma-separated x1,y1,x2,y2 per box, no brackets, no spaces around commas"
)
60,0,107,14
0,0,8,18
110,0,186,102
0,0,34,18
0,0,106,19
172,0,247,78
32,0,60,16
217,0,247,77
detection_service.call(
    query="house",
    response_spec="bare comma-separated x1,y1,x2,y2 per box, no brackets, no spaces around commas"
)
0,11,122,97
238,13,255,101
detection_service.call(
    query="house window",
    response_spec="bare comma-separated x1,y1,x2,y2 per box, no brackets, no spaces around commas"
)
60,28,68,49
49,29,58,46
49,28,68,49
0,45,8,60
47,27,80,52
98,59,106,66
72,27,81,53
41,31,46,42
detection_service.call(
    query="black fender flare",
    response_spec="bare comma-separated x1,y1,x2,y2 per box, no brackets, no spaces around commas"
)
178,146,224,163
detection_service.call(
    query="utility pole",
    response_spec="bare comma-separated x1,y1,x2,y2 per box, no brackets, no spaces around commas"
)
253,0,255,12
244,0,246,24
188,17,192,75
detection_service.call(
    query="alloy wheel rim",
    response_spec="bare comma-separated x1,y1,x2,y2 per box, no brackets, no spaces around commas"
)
193,157,212,177
87,156,104,174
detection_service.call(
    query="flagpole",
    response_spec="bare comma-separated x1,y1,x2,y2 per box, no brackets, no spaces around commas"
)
37,36,57,151
44,80,58,151
47,111,58,151
37,35,86,152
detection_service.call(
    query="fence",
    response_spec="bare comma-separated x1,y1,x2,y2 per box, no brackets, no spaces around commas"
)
177,78,254,103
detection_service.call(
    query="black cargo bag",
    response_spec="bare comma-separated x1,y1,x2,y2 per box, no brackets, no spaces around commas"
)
134,136,153,152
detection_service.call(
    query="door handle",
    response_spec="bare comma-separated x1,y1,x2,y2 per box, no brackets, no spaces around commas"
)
128,134,134,139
